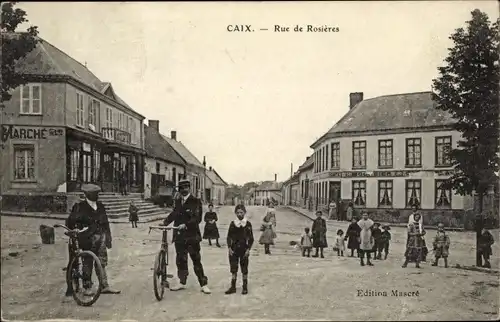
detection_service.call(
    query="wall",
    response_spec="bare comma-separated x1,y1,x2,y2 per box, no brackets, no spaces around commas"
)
65,84,143,148
144,157,184,199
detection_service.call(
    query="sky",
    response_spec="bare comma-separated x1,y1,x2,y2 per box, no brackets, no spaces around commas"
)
18,1,499,185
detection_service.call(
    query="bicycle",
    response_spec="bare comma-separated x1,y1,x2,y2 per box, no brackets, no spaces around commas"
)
149,225,180,301
54,224,104,306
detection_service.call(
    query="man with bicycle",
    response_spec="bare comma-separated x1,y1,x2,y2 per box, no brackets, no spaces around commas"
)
65,183,121,296
162,179,211,294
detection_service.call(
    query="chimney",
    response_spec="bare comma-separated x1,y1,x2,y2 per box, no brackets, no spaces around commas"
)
148,120,159,131
349,92,364,109
203,156,206,168
275,174,277,182
171,130,177,140
209,166,212,171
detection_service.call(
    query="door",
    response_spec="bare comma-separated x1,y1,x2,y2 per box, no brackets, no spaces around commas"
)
82,152,92,183
329,181,341,204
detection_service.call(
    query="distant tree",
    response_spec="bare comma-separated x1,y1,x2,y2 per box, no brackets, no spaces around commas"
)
1,1,39,102
432,9,499,213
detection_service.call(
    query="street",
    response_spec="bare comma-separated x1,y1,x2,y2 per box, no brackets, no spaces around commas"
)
1,206,499,321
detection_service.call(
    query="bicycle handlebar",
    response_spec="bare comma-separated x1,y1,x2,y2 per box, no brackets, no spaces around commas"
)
53,224,89,234
148,225,181,234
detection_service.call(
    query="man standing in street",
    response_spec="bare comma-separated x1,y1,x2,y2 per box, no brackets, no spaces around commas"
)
65,183,120,296
163,179,211,294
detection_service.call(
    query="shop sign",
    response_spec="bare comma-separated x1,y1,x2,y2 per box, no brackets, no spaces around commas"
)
82,142,91,152
1,125,64,142
328,169,456,178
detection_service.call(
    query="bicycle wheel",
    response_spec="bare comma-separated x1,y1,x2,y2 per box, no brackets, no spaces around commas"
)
153,250,166,301
67,250,103,306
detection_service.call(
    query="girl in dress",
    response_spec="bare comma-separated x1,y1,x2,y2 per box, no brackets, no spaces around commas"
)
334,229,345,256
432,223,450,268
345,217,361,257
128,201,139,228
203,203,221,247
311,210,328,258
300,227,313,257
402,216,426,268
357,212,374,266
259,208,276,255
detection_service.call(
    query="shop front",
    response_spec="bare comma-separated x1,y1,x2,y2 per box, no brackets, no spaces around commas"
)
66,129,144,193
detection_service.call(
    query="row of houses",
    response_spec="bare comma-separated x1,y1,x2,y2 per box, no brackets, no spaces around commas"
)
281,91,488,227
0,35,227,214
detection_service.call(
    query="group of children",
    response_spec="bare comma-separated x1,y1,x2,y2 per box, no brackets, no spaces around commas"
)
299,211,393,261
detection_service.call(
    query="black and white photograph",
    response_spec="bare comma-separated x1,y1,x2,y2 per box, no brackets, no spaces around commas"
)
1,1,499,321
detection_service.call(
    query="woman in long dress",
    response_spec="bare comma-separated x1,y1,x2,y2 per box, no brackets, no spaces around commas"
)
357,212,374,266
203,203,221,247
345,217,361,257
408,205,428,261
311,210,328,258
402,220,426,268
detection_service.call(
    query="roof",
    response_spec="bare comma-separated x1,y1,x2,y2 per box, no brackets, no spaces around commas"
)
160,135,205,168
297,154,314,172
311,91,455,148
206,168,228,186
13,36,142,118
144,125,186,166
256,181,283,191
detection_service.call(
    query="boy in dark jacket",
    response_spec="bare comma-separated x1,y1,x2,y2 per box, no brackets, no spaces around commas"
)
478,227,495,268
379,225,392,260
371,223,382,259
225,204,254,295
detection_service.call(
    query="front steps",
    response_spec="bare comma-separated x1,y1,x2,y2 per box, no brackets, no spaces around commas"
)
98,193,170,220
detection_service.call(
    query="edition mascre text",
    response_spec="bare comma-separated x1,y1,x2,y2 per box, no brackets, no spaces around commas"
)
357,290,421,297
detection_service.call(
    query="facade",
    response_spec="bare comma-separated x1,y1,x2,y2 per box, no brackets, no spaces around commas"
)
255,179,283,206
310,91,471,226
159,129,207,200
1,37,146,213
297,155,314,210
143,121,186,199
205,166,228,205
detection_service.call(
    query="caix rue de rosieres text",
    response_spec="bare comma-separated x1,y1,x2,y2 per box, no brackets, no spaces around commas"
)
226,24,340,32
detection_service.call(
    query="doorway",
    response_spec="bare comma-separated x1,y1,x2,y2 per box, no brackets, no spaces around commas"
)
329,181,341,203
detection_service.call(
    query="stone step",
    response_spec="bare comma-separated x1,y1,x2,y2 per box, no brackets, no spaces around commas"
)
107,208,170,219
106,205,164,215
104,201,157,209
99,196,144,201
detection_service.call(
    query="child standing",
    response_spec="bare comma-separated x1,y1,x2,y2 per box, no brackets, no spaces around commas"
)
311,210,328,258
478,227,495,268
300,227,313,257
371,222,382,259
345,217,361,257
203,203,221,247
432,223,450,268
379,225,392,260
259,208,276,255
334,229,345,256
128,201,138,228
225,204,254,295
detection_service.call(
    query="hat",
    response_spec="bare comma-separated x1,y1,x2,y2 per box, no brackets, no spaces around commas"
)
81,183,101,193
178,179,190,187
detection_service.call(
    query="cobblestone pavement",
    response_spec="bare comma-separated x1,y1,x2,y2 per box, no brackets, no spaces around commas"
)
1,206,499,321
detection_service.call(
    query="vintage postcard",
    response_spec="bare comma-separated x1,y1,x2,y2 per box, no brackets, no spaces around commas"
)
1,1,499,321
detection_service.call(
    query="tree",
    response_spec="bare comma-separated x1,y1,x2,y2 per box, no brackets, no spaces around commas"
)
1,1,39,102
432,9,499,267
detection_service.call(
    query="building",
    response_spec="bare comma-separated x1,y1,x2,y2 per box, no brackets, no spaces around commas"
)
205,166,228,205
297,155,314,210
310,91,470,225
255,176,283,206
159,128,207,200
143,121,186,199
1,36,146,213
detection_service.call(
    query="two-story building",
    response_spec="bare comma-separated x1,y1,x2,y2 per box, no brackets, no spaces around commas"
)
205,166,228,205
158,127,207,200
310,91,470,226
1,37,146,213
255,176,283,206
143,120,186,199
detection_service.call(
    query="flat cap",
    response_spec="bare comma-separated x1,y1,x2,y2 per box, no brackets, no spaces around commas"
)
178,179,190,187
81,183,101,193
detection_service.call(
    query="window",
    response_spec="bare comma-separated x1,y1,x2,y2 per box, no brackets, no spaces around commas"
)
435,180,452,208
172,167,177,186
352,180,366,206
93,149,101,182
14,145,35,180
76,92,85,127
324,145,328,172
405,138,421,167
352,141,366,169
70,149,80,181
406,180,422,208
435,136,452,166
330,142,340,169
131,156,136,185
20,84,42,114
82,154,92,183
378,180,393,207
378,139,393,168
88,99,100,128
129,117,136,144
318,149,322,172
156,162,160,173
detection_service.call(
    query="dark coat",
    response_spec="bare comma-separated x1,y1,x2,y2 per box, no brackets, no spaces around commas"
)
163,194,203,244
345,222,361,250
478,231,495,256
66,200,112,250
129,204,139,222
203,211,220,239
311,217,328,248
